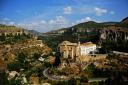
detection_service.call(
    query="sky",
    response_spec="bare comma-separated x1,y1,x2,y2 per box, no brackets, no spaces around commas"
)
0,0,128,32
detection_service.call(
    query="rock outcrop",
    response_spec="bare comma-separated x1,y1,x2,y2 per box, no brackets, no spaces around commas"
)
99,25,128,52
100,26,128,42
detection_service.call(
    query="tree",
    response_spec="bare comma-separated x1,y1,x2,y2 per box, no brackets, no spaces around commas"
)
0,71,9,85
53,52,61,67
43,61,51,68
84,63,96,77
68,77,76,85
9,76,22,85
8,52,28,71
33,53,41,59
17,52,26,63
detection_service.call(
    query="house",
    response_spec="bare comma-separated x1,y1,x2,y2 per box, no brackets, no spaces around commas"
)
79,42,96,56
58,41,97,59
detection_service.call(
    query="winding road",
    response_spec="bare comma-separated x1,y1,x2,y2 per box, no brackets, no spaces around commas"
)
43,68,69,81
43,68,107,82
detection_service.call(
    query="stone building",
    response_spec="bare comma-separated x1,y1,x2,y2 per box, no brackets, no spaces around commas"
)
58,41,78,59
27,38,44,47
58,41,96,59
0,28,28,36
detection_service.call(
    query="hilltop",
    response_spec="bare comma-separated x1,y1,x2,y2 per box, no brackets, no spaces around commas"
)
44,19,127,36
0,24,25,35
0,24,41,36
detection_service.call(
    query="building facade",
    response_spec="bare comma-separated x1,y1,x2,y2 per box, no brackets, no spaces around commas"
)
58,41,78,59
58,41,96,59
79,42,96,56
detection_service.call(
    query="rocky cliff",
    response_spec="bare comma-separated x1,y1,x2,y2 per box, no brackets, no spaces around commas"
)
99,20,128,52
100,26,128,42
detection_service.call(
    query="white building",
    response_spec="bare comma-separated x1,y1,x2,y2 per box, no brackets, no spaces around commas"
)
79,42,96,56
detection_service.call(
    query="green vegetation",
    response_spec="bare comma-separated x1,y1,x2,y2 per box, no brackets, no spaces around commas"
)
0,71,9,85
7,51,52,84
47,80,68,85
7,52,29,71
101,37,128,53
0,24,33,44
74,21,105,29
83,63,96,77
0,33,32,44
8,76,22,85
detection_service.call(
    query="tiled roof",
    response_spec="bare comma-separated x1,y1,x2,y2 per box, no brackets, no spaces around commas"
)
59,41,77,46
81,42,96,47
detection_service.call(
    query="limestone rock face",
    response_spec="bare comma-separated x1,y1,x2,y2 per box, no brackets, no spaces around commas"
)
99,25,128,52
99,26,128,42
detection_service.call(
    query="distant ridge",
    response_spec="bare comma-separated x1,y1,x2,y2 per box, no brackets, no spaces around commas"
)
44,17,128,35
27,30,41,36
121,17,128,24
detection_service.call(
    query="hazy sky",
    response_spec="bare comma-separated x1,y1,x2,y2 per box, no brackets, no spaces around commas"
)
0,0,128,32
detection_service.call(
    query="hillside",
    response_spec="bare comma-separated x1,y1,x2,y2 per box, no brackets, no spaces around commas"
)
0,25,33,44
0,24,41,36
27,30,42,36
0,26,52,85
40,17,128,52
